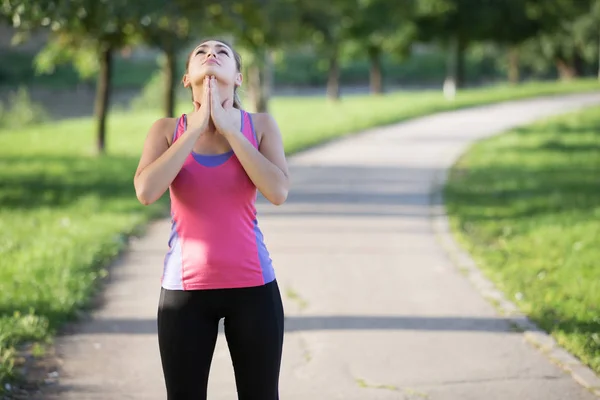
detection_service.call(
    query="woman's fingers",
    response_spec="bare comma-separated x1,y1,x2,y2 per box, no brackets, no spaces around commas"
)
202,76,210,109
210,76,220,111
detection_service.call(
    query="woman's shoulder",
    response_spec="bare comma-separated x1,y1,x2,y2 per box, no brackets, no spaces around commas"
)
245,111,281,143
246,111,275,124
148,116,180,146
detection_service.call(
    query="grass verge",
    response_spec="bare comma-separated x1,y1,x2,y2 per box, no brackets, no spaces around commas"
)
0,78,599,393
444,105,600,375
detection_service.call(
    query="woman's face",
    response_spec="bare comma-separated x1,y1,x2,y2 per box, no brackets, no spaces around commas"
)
184,40,241,87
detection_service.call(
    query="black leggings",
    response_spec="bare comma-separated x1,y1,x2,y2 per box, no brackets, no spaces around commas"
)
157,280,284,400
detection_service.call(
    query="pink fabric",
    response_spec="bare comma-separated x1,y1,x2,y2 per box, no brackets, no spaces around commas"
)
162,110,275,290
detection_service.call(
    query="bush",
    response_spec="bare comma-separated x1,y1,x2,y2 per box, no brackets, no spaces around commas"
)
129,68,189,112
129,71,164,111
0,87,50,129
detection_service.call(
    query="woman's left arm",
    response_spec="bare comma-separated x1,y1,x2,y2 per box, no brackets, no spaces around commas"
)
224,113,290,205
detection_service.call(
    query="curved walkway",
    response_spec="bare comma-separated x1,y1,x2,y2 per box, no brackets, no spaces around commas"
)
43,92,600,399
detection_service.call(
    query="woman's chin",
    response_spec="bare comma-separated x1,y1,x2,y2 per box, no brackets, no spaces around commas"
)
190,69,232,86
199,67,229,81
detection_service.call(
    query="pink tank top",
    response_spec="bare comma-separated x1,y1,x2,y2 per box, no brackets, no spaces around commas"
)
161,109,275,290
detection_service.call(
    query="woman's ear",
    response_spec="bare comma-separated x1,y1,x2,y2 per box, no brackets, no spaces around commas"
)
235,72,243,87
182,74,190,88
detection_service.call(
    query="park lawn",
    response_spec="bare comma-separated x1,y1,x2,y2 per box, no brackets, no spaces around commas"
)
0,78,599,391
444,106,600,374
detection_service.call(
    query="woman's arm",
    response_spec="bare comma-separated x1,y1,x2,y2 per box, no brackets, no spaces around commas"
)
133,118,202,205
135,79,212,205
223,113,290,205
133,81,211,205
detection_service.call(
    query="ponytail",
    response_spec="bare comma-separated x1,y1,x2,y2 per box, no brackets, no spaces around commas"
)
233,86,242,109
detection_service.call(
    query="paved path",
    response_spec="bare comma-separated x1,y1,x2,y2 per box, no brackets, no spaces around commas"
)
44,93,600,399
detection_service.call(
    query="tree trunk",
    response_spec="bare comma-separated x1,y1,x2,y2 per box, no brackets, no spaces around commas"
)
597,31,600,79
573,52,585,77
163,47,177,118
507,46,520,85
444,36,458,99
326,48,340,101
556,58,577,80
456,35,466,89
444,33,468,96
94,47,112,154
248,48,273,113
369,46,383,95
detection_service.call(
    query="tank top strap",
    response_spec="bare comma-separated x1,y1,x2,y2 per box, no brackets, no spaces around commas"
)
240,109,259,149
171,114,186,144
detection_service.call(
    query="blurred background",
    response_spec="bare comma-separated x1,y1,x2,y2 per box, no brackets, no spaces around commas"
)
2,0,600,132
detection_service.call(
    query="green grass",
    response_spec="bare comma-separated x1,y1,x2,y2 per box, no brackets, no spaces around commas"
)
270,78,600,154
0,78,599,393
444,105,600,374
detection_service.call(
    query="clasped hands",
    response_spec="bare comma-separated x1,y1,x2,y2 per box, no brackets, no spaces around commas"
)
187,76,237,138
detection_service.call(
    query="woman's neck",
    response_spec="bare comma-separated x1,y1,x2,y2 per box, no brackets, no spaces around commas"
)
191,81,233,108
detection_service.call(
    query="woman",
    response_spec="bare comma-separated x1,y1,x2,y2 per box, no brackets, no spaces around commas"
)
133,38,289,400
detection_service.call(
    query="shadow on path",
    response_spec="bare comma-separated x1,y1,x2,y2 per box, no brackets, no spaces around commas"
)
64,315,522,335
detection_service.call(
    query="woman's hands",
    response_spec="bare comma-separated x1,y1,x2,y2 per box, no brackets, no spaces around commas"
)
186,76,212,137
208,76,238,138
187,76,237,138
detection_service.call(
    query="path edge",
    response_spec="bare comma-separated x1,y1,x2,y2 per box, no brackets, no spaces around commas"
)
429,149,600,398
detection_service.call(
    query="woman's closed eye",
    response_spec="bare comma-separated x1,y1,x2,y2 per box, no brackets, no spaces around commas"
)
195,49,229,57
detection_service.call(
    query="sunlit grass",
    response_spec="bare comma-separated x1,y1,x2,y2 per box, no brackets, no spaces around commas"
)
445,105,600,374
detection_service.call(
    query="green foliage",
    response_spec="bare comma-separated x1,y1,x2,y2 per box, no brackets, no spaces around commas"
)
445,105,600,375
129,68,187,110
129,70,164,110
343,0,417,61
295,0,357,48
0,87,50,129
0,346,17,389
0,50,49,86
0,49,159,89
130,71,164,111
111,56,161,88
34,35,100,79
482,0,544,45
2,0,599,99
273,45,505,86
519,0,599,77
4,0,142,76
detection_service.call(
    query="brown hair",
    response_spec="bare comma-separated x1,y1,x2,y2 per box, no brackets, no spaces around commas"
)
184,38,243,109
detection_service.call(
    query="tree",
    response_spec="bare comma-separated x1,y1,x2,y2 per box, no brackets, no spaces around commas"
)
485,0,544,84
237,0,305,112
135,0,194,118
593,0,600,79
415,0,497,89
344,0,418,95
297,0,357,101
6,0,139,154
519,0,597,80
178,0,303,113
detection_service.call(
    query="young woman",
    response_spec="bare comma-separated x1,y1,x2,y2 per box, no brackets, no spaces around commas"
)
133,38,289,400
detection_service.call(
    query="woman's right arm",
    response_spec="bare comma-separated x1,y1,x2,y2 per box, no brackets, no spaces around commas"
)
133,118,201,205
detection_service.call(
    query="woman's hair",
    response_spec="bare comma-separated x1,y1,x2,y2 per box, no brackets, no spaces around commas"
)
184,38,243,109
